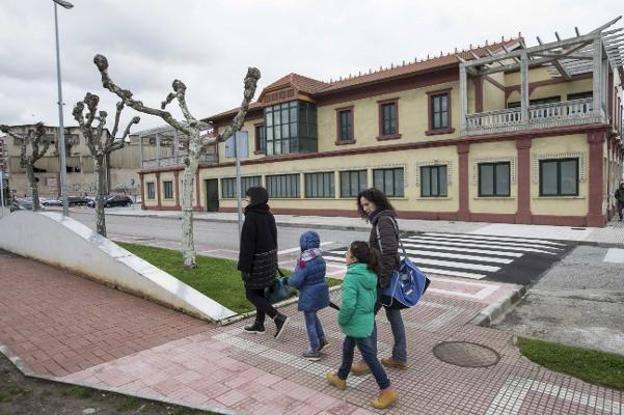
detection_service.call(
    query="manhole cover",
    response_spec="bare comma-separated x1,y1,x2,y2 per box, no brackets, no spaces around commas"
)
432,341,500,368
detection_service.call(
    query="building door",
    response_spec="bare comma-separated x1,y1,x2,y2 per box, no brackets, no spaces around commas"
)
206,179,219,212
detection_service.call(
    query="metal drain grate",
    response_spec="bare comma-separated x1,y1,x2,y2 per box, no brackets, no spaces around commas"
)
432,341,500,368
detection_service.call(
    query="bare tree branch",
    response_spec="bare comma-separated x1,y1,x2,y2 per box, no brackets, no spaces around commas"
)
32,123,50,160
109,101,124,145
218,67,261,142
94,54,190,135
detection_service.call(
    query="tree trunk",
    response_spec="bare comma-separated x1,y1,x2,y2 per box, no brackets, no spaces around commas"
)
180,131,200,268
25,163,40,211
95,157,107,237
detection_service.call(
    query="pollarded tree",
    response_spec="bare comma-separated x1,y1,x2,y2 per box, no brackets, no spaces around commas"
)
93,54,260,268
72,92,140,237
0,122,50,211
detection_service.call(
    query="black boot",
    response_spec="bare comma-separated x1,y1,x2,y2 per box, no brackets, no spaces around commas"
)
244,320,265,334
274,314,289,340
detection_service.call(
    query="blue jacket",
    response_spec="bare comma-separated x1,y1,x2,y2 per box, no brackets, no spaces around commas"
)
288,231,330,312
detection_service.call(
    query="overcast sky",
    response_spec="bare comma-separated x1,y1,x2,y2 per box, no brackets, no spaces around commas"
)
0,0,621,132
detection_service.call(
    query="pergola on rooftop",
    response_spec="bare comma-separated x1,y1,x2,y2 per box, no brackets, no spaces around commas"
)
459,16,624,135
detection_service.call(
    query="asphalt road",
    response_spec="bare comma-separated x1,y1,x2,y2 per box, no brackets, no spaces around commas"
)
69,210,371,254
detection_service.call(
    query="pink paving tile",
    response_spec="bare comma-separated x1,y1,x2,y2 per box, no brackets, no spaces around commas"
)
256,372,283,386
0,255,209,377
214,389,248,407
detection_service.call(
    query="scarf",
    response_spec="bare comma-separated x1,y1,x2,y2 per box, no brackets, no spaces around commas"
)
297,248,322,269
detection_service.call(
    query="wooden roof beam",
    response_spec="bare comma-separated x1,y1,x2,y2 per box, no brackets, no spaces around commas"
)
552,60,572,79
465,32,598,67
533,52,593,60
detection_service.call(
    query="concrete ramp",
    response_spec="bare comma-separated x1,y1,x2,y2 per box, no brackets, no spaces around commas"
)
0,211,236,322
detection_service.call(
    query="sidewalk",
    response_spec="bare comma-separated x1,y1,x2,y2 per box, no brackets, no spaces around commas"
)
1,251,622,414
99,207,624,246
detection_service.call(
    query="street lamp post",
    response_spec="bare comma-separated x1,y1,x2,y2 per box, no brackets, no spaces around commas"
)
53,0,73,216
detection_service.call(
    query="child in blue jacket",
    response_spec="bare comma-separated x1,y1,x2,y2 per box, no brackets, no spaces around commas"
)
286,230,330,360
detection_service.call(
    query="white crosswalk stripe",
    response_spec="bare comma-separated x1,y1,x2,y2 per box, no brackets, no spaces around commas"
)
322,232,567,281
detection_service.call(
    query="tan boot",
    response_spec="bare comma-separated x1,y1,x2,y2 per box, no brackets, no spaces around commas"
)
351,360,370,376
326,372,347,390
371,388,397,409
381,357,407,369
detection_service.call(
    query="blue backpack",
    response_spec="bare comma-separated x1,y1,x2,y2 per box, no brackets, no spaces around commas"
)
376,218,430,309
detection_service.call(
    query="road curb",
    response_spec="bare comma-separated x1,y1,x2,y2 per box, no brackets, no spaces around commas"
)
470,285,527,327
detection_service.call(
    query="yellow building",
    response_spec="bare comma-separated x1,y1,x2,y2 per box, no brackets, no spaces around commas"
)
140,22,624,227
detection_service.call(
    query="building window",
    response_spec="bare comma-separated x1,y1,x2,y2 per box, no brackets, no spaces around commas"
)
420,165,448,197
378,100,398,138
146,182,155,200
478,162,510,197
221,176,262,199
254,124,266,154
539,158,579,196
373,168,404,197
266,174,300,198
430,93,450,130
340,170,367,198
304,172,334,198
264,101,317,156
163,181,173,199
336,107,354,143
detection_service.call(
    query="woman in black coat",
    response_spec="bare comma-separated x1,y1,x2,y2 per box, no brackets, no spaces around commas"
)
238,186,289,339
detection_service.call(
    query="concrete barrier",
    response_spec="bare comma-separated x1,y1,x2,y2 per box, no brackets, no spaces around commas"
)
0,211,236,322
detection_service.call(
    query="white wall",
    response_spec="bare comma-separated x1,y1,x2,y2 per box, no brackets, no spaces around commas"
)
0,211,235,322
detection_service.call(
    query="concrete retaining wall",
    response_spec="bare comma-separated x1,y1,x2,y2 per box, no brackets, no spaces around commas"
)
0,211,236,322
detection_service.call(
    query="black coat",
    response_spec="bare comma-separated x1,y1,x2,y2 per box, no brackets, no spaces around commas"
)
369,209,400,289
237,204,278,289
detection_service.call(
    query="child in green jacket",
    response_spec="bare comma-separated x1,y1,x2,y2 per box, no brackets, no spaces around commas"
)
326,241,397,410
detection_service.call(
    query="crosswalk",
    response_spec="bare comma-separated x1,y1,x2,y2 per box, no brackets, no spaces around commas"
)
322,232,570,284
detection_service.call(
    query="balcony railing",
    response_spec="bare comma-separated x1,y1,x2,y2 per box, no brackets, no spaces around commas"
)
465,98,604,135
141,152,218,169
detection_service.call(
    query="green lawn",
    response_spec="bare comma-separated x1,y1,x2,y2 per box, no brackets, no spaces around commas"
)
117,242,341,314
518,337,624,390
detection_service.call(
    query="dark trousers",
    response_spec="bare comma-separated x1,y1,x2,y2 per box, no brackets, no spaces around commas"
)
245,288,278,325
338,335,391,390
618,202,624,220
370,290,407,362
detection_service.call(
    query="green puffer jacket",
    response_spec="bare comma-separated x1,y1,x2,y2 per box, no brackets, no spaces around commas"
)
338,262,378,338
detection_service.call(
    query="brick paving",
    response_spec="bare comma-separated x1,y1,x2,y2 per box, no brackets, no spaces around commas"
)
0,254,622,414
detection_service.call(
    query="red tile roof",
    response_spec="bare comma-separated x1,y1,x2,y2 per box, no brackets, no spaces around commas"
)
205,38,521,122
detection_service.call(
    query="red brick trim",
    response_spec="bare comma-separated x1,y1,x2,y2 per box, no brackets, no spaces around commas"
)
531,215,588,227
426,88,455,136
515,137,533,224
155,172,162,209
335,106,355,144
139,124,610,174
484,75,505,92
587,131,607,226
317,66,458,106
173,171,180,209
377,98,400,140
457,142,470,221
139,173,146,210
474,77,484,113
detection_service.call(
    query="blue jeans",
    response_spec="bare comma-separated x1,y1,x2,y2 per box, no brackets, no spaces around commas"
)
338,335,391,390
371,304,407,363
304,311,326,352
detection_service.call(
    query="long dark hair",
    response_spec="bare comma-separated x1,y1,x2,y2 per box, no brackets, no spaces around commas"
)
356,188,395,219
349,241,380,275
